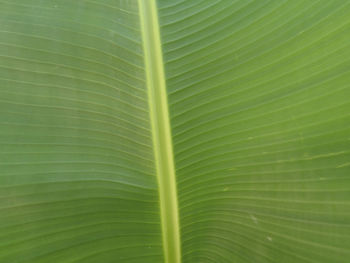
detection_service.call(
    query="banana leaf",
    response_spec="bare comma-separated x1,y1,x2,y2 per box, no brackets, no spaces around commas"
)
0,0,349,262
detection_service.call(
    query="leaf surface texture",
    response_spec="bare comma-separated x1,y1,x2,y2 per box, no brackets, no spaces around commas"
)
0,0,349,262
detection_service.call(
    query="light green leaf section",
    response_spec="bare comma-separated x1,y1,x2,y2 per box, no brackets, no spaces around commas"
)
157,0,350,262
1,0,350,263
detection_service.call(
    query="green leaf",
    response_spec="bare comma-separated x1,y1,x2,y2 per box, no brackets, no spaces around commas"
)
0,0,349,262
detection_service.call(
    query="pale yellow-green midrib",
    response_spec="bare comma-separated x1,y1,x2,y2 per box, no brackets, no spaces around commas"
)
138,1,181,263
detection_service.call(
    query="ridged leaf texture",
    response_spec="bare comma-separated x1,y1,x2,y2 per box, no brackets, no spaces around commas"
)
0,0,350,262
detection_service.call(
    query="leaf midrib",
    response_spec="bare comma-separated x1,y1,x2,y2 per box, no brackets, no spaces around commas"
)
138,1,181,263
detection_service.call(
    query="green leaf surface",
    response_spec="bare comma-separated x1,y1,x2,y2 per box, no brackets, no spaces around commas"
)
1,0,350,262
